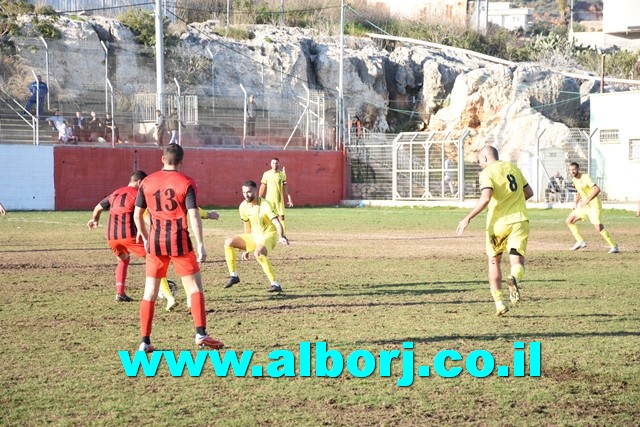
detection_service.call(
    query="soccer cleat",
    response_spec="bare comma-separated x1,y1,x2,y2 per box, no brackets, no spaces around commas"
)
495,301,509,317
608,245,619,254
506,276,520,306
138,342,155,353
570,241,587,251
165,298,178,312
266,284,283,293
196,335,224,350
224,275,240,288
115,293,133,302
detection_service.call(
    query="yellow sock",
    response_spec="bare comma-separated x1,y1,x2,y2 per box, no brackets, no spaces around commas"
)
159,277,174,301
490,289,504,303
567,223,584,242
256,254,276,283
510,264,525,282
224,245,237,274
600,229,616,247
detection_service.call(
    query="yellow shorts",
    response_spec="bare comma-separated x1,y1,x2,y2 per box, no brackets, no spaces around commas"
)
239,233,277,255
570,205,603,225
486,221,530,257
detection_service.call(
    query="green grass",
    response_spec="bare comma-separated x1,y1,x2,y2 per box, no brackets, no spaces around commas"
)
0,207,638,426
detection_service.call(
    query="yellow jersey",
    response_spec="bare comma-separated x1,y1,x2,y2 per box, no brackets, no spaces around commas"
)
261,170,287,211
239,197,278,236
479,160,529,228
572,173,602,209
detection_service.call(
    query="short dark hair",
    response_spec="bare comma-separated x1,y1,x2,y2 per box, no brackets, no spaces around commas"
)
569,162,580,169
131,170,147,182
271,157,279,162
242,180,257,189
164,144,184,165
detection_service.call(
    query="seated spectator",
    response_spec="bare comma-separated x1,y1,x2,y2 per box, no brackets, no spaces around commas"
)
62,120,78,144
88,111,102,142
103,112,121,144
72,111,88,142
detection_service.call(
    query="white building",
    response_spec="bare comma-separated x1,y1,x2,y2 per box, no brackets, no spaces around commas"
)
589,91,640,202
487,2,534,32
572,0,640,51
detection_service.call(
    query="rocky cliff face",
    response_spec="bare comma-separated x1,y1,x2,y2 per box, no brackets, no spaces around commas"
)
5,14,631,160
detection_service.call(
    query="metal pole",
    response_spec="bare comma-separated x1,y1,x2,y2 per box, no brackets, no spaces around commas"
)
536,129,546,203
107,79,115,148
304,84,310,150
156,0,165,111
240,84,247,149
39,37,50,111
174,78,181,146
281,0,285,25
569,0,574,43
101,41,108,113
206,46,215,113
227,0,230,27
31,69,39,145
588,128,597,177
338,0,345,149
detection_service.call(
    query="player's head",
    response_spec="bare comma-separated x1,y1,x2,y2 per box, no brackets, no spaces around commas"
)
242,180,258,203
569,162,580,178
163,144,184,167
270,158,280,171
130,170,147,186
477,145,498,169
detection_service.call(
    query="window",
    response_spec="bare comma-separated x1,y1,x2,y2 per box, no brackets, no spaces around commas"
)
629,139,640,161
600,129,619,143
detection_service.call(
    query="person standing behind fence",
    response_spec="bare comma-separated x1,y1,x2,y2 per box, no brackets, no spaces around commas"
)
104,112,121,144
167,108,183,145
88,111,102,142
24,75,48,118
456,146,533,317
246,95,257,136
155,110,166,146
565,162,619,253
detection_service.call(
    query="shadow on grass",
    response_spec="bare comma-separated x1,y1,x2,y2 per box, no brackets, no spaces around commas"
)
369,330,640,345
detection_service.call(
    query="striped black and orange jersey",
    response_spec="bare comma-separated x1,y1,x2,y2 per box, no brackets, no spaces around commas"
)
100,185,139,241
135,170,198,256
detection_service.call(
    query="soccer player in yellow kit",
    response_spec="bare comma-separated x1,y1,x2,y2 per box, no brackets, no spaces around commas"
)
224,180,289,292
565,162,618,253
456,146,534,316
259,158,293,232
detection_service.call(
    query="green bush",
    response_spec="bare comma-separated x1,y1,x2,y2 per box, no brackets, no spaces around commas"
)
118,8,157,48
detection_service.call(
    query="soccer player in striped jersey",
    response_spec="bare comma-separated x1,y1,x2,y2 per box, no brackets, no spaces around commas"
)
133,144,223,352
88,170,149,302
224,180,290,293
456,146,533,316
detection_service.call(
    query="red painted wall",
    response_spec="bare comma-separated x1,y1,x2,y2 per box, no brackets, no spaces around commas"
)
54,146,345,210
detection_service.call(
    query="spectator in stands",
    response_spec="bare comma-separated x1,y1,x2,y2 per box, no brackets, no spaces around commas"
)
103,112,121,144
444,156,457,196
24,75,48,118
88,111,102,142
72,111,87,142
46,110,65,138
155,109,166,146
167,108,184,145
246,95,257,136
62,120,78,144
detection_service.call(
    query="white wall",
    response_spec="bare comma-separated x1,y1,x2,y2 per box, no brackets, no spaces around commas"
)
603,0,640,34
0,145,55,210
590,91,640,201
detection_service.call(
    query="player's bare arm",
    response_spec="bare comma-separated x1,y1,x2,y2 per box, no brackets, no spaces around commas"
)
456,188,492,236
87,204,104,229
188,208,206,264
272,217,290,245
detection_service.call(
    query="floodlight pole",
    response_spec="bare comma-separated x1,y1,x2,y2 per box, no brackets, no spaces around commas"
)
174,77,182,146
39,36,50,111
206,46,215,112
101,41,108,113
156,0,165,111
227,0,230,27
107,78,115,148
240,84,247,149
338,0,345,149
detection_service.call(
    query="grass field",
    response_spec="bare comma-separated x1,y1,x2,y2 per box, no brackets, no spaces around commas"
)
1,206,639,426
